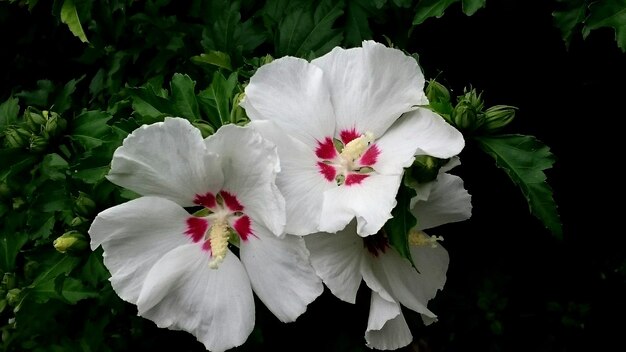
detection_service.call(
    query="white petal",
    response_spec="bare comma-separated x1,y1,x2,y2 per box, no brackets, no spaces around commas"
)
204,124,285,236
107,118,223,207
305,221,365,303
242,56,336,147
88,196,191,303
407,109,465,159
240,222,323,322
411,173,472,230
365,291,413,350
137,244,254,352
311,41,427,138
319,173,402,236
377,248,437,318
409,235,450,305
250,120,334,236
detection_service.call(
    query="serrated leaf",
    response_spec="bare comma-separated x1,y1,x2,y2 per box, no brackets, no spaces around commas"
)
40,153,69,181
0,232,28,272
170,73,201,121
0,96,20,129
277,0,345,57
81,251,109,287
58,277,99,304
128,86,174,121
413,0,459,25
61,0,89,43
553,0,587,47
345,0,374,46
52,76,85,114
462,0,486,16
198,72,238,126
30,254,81,287
70,110,112,149
191,51,233,70
384,185,417,266
585,0,626,51
15,80,55,107
477,134,562,237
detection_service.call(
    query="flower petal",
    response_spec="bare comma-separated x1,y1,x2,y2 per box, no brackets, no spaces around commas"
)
204,124,286,236
311,41,427,138
242,56,335,147
250,120,334,236
137,244,254,352
305,221,365,304
375,109,464,175
107,118,223,207
377,247,438,318
411,173,472,230
240,222,323,322
365,291,413,350
319,173,402,236
409,236,450,306
88,196,192,303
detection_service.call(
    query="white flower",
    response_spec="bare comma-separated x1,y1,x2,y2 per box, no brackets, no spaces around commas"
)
242,40,464,237
305,167,471,350
89,118,322,352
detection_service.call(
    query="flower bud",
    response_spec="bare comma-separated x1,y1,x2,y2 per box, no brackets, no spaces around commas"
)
24,107,46,131
260,54,274,66
53,231,88,253
230,93,248,125
69,216,87,227
481,105,516,133
2,273,16,290
44,111,66,137
192,121,215,138
29,135,48,152
452,88,485,132
409,155,447,184
426,80,450,104
74,191,96,217
6,288,21,307
3,128,29,148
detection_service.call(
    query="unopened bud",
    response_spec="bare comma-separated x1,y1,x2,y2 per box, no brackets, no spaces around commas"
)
231,93,248,125
6,288,21,307
69,216,87,227
24,107,46,130
12,197,25,210
44,111,64,136
53,231,88,253
74,192,96,217
452,88,485,132
426,80,450,104
409,155,448,184
192,121,215,138
3,128,29,148
481,105,516,133
2,273,16,290
29,135,48,152
260,54,274,66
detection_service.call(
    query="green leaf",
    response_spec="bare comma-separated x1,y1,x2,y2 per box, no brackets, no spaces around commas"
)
15,80,55,108
462,0,486,16
553,0,587,47
58,277,99,304
60,0,89,43
198,72,238,126
0,232,28,272
128,86,174,121
477,134,562,237
170,73,201,121
344,0,374,46
70,110,112,149
30,254,81,287
52,76,85,114
0,96,20,129
384,185,417,266
40,153,69,181
584,0,626,51
190,51,233,70
277,0,345,57
81,251,109,287
413,0,459,25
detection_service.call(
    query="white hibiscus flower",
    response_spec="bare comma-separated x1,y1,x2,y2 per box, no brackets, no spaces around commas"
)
89,118,323,352
242,40,464,237
305,168,471,350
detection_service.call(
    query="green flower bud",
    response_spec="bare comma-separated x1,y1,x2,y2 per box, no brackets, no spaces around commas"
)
426,80,450,104
409,155,448,184
2,273,16,290
230,93,249,125
481,105,516,133
6,288,21,307
452,88,485,132
260,54,274,66
29,135,48,152
53,231,88,254
12,197,25,210
44,111,66,137
3,128,29,148
192,121,215,138
24,107,46,130
69,216,87,227
74,191,96,217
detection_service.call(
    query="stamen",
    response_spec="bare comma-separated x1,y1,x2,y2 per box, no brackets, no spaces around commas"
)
340,132,375,162
207,218,230,269
408,229,443,248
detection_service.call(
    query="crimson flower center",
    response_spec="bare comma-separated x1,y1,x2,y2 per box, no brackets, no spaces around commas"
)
315,129,380,186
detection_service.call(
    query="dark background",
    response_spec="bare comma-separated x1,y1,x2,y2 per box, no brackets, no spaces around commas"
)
1,0,625,351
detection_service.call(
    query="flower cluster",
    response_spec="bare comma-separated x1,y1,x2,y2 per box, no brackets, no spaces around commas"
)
89,41,471,351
